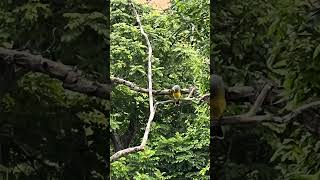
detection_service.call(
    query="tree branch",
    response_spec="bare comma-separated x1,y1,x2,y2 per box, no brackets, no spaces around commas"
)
110,145,142,162
246,83,272,116
111,76,193,95
187,87,196,98
218,101,320,126
0,46,279,105
112,76,271,104
110,0,156,162
220,114,282,124
0,47,111,100
129,0,154,148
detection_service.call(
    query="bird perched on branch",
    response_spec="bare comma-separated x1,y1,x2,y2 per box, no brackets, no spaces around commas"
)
211,74,226,139
171,85,181,105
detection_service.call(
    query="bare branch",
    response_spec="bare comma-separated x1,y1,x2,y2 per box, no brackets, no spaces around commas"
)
112,76,197,95
128,0,154,148
111,0,156,162
246,83,272,116
112,77,277,104
0,47,111,99
187,87,196,98
199,93,209,101
110,145,142,162
155,100,175,105
112,76,268,104
219,101,320,125
220,114,282,124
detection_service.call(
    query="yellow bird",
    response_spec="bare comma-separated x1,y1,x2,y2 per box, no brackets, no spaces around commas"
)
172,85,181,105
210,74,226,139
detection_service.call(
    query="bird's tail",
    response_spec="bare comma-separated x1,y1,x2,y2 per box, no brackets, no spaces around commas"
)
212,121,224,140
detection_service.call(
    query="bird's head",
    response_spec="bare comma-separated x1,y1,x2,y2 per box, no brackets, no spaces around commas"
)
172,85,181,93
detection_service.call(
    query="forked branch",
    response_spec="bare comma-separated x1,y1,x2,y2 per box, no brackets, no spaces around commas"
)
111,0,156,162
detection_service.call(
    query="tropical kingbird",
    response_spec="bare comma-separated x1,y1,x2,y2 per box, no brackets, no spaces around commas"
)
211,74,226,139
172,85,181,105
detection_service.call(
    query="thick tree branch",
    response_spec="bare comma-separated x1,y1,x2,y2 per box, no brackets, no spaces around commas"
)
109,145,142,162
129,0,154,148
110,0,156,162
0,47,111,100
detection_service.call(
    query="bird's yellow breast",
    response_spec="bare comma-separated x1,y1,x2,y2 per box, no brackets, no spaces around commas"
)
211,97,226,119
173,91,181,99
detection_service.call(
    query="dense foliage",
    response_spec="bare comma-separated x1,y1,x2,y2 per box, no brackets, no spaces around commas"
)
0,0,109,179
1,0,319,179
110,0,210,179
213,0,320,179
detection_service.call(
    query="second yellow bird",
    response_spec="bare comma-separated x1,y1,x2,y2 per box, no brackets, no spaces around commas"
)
211,74,226,139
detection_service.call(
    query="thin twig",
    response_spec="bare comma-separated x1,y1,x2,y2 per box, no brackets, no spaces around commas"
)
218,100,320,125
112,76,204,98
246,83,272,116
112,76,193,95
187,87,196,98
